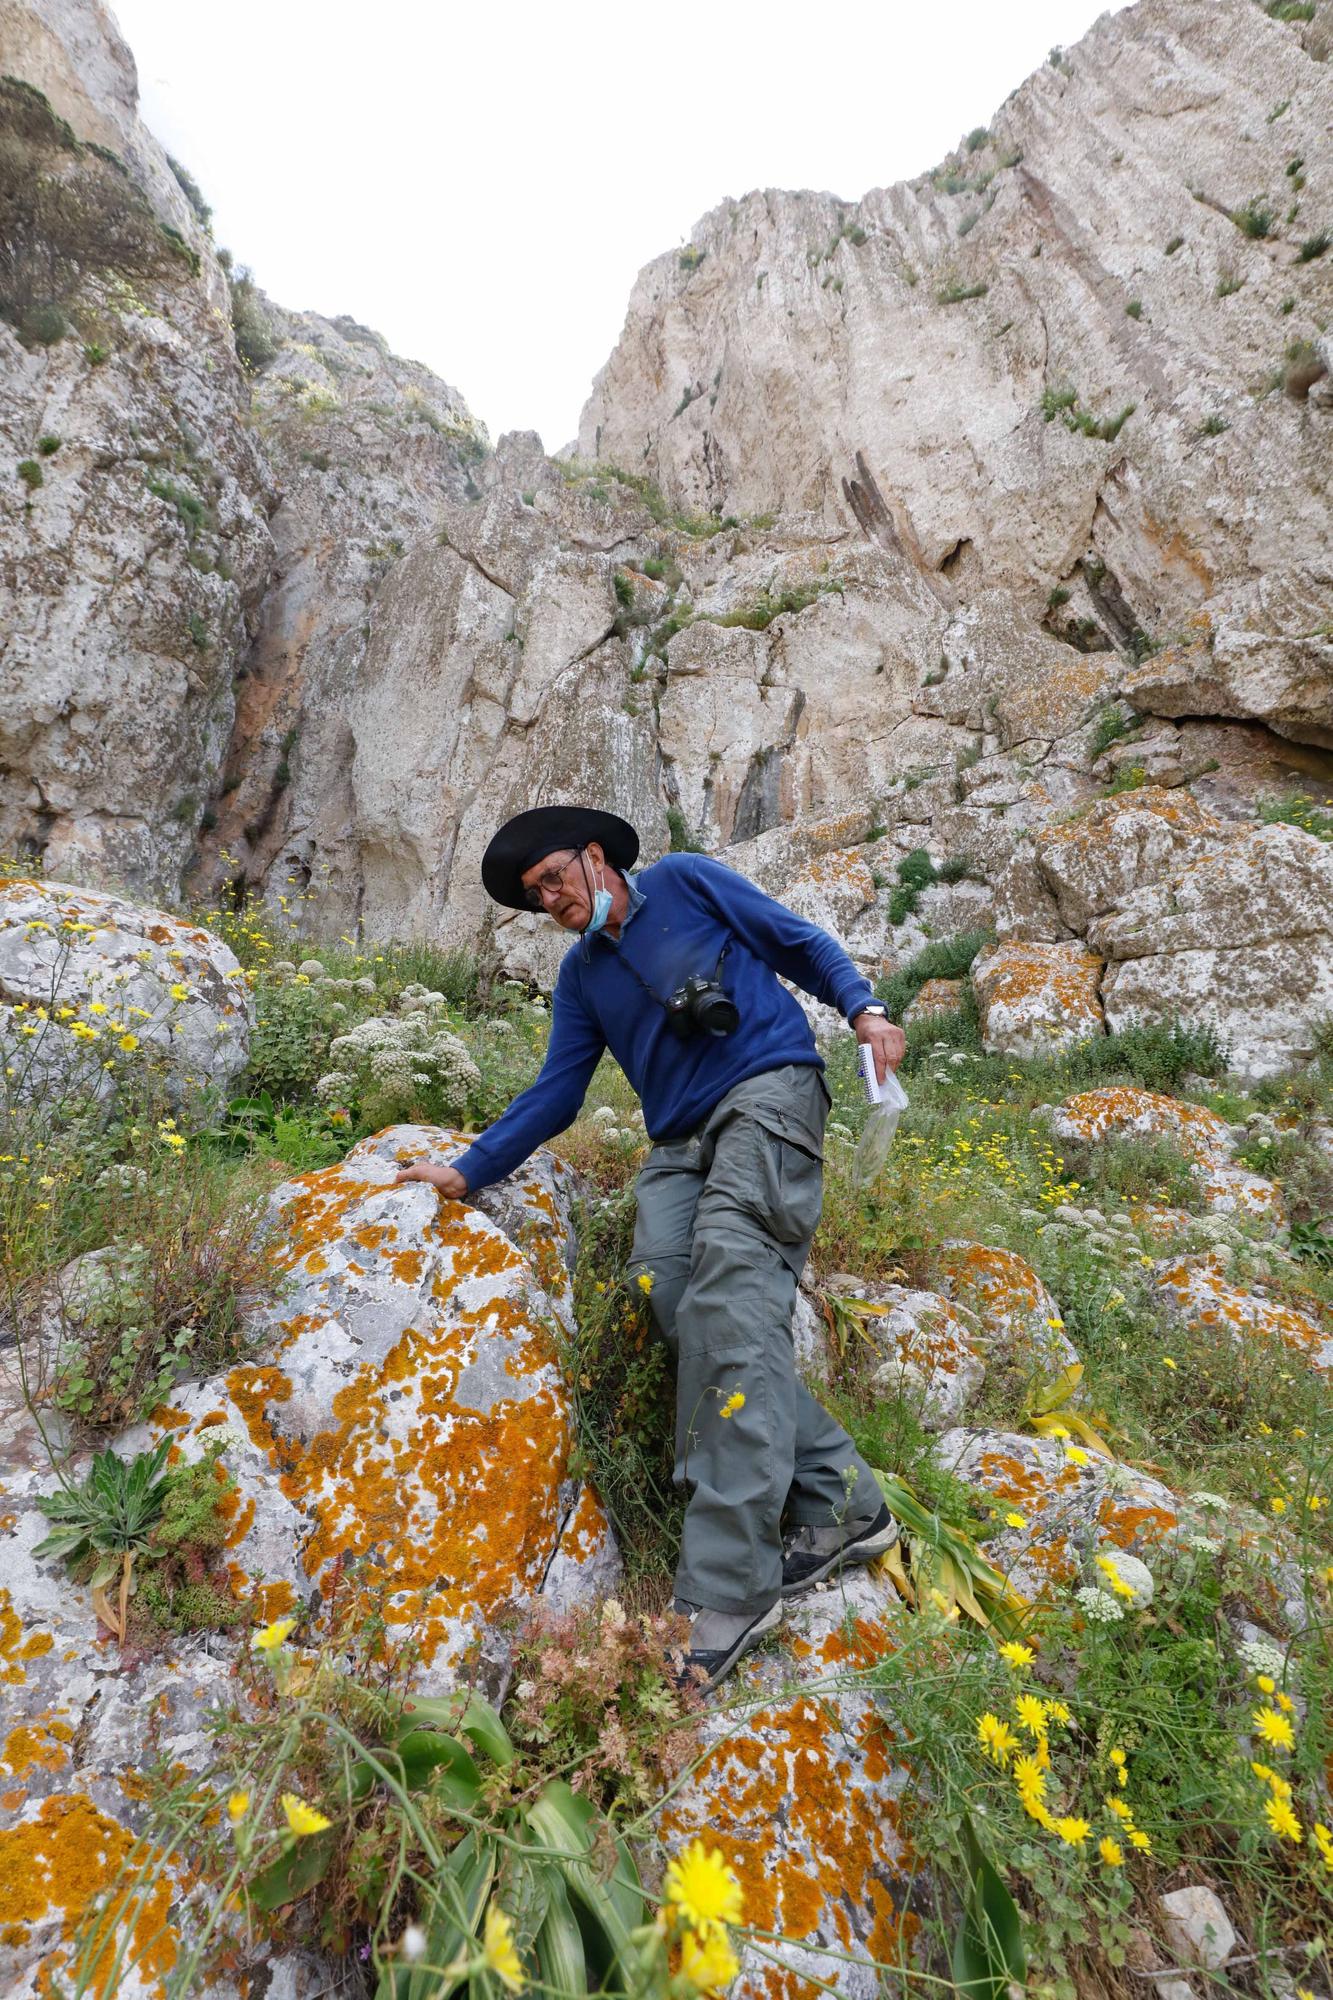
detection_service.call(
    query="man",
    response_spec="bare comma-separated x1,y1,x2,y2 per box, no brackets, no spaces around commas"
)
394,805,905,1686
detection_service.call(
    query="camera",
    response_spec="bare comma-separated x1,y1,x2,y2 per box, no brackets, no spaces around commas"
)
663,973,740,1040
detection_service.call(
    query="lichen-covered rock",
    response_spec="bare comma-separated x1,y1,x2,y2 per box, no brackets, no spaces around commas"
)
1088,824,1333,1078
936,1243,1081,1385
825,1279,985,1430
1154,1253,1333,1374
971,941,1104,1057
1050,1087,1283,1222
1033,787,1227,932
933,1429,1178,1598
1124,585,1333,752
0,876,251,1100
902,978,964,1026
658,1570,915,1998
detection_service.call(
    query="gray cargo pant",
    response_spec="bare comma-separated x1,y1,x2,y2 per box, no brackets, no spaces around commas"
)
627,1063,883,1616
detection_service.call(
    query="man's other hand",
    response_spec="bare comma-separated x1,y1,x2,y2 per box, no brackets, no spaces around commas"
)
855,1011,906,1084
393,1160,468,1198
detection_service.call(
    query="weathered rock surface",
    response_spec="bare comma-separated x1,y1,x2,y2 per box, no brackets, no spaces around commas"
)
0,874,251,1099
971,940,1105,1057
933,1428,1178,1598
580,0,1333,754
822,1278,985,1430
1051,1086,1285,1221
935,1243,1082,1384
1154,1251,1333,1373
0,1126,614,1996
1032,788,1228,934
1089,824,1333,1077
659,1569,915,1999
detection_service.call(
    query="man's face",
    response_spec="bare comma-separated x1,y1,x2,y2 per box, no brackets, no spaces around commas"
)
519,842,604,931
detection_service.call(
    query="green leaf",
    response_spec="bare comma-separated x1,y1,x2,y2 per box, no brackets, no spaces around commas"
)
391,1729,482,1810
386,1834,496,2000
951,1814,1026,2000
533,1870,587,1997
525,1779,642,1981
249,1828,340,1912
401,1691,515,1769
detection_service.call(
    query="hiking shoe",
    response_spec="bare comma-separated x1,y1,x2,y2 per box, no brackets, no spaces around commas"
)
670,1599,783,1690
780,1502,899,1597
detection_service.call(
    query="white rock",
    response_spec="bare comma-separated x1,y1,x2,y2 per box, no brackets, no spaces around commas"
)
1158,1886,1237,1971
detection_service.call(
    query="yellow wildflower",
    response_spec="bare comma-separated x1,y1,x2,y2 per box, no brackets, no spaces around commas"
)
998,1641,1035,1669
1128,1828,1152,1853
1003,1512,1028,1530
1256,1674,1276,1694
251,1616,297,1653
482,1903,525,1993
977,1713,1019,1767
1270,1496,1287,1515
1054,1817,1091,1847
1095,1555,1137,1601
1105,1795,1132,1822
1313,1823,1333,1871
1253,1706,1295,1752
170,983,190,1002
1161,1356,1177,1370
663,1840,744,1930
1046,1316,1065,1330
1098,1836,1124,1867
1275,1691,1294,1715
720,1391,745,1419
636,1271,653,1295
679,1924,741,1995
227,1791,250,1823
1012,1754,1046,1799
1264,1795,1302,1844
1014,1693,1048,1740
87,1001,108,1015
1065,1445,1090,1467
118,1033,139,1052
1043,1699,1072,1727
281,1793,332,1837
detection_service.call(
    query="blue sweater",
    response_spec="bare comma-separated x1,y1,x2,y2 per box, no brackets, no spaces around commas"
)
453,852,875,1192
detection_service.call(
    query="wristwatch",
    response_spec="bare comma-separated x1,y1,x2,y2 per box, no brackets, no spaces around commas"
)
851,1003,888,1023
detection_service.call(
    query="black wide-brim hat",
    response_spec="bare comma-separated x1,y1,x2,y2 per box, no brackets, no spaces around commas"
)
481,805,640,911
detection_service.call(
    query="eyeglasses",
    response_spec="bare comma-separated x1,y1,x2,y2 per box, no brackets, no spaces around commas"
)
521,848,584,911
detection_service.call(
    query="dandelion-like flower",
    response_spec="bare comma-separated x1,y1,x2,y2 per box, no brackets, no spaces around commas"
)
251,1616,297,1653
720,1392,745,1419
1012,1754,1046,1799
663,1841,744,1931
169,983,190,1002
1054,1816,1090,1847
1098,1836,1124,1867
637,1271,654,1295
1065,1445,1090,1468
679,1923,741,1995
998,1641,1034,1669
227,1791,250,1823
281,1793,332,1837
1094,1555,1137,1602
1003,1512,1028,1530
482,1903,525,1992
1313,1822,1333,1872
1264,1795,1302,1844
976,1713,1018,1767
1253,1706,1295,1752
1014,1693,1048,1740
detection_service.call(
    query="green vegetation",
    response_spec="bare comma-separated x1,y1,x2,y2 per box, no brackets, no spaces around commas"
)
1087,702,1141,761
147,474,206,539
713,579,841,630
166,153,212,227
1040,384,1136,442
665,805,704,853
228,264,279,370
17,457,42,489
1165,234,1184,255
1216,268,1245,297
965,126,990,152
1124,298,1143,319
1199,412,1230,436
37,433,61,455
1258,791,1333,841
1296,231,1330,262
1231,200,1275,239
1266,0,1316,18
938,280,990,304
187,610,209,649
678,244,705,271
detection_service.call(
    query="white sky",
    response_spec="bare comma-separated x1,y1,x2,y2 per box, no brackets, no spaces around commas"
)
113,0,1130,451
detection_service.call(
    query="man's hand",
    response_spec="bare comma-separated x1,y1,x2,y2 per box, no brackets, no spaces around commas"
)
855,1010,906,1084
393,1160,468,1199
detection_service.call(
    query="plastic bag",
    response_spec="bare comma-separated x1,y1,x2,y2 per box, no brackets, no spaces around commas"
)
852,1043,909,1186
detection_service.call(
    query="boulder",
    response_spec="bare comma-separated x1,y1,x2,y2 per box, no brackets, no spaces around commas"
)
1033,787,1227,933
0,876,251,1102
658,1570,915,1998
1157,1886,1238,1972
933,1429,1178,1599
902,978,964,1027
935,1243,1081,1383
1123,581,1333,752
970,941,1104,1057
0,1128,614,1997
1154,1253,1333,1374
823,1279,985,1429
1050,1088,1284,1223
1088,825,1333,1078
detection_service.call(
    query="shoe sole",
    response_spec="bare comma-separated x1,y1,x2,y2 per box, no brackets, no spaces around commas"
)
689,1599,784,1690
780,1518,900,1598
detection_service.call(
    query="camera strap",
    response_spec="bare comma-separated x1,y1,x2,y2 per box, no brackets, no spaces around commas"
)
613,936,731,1019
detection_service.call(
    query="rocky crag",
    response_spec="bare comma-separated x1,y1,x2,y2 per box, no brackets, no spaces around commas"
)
3,0,1331,1064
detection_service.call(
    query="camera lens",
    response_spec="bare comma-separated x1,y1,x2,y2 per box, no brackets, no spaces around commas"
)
694,988,740,1037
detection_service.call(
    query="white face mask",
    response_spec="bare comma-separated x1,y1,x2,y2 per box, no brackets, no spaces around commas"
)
584,858,613,934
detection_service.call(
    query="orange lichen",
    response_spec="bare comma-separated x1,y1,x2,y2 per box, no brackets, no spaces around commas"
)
974,942,1103,1021
0,1591,54,1686
660,1687,913,1986
1,1720,73,1778
1156,1258,1331,1373
557,1483,612,1562
0,1793,177,1991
